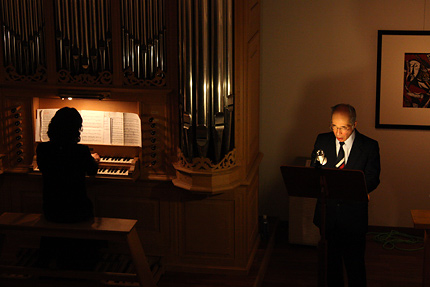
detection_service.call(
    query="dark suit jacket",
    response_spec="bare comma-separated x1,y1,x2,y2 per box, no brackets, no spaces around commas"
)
311,130,380,234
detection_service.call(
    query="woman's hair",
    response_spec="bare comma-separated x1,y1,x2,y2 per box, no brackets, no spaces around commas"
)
47,107,82,143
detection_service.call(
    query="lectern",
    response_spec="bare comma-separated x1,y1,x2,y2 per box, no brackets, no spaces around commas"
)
280,165,368,287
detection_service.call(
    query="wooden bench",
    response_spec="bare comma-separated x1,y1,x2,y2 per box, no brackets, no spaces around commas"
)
0,212,157,286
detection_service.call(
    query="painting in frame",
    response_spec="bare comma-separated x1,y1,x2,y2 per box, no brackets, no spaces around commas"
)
376,30,430,130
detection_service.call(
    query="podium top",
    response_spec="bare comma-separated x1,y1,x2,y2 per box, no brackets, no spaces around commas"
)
280,165,368,202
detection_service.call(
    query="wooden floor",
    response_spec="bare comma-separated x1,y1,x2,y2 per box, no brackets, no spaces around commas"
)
0,221,426,287
260,223,424,287
158,222,425,287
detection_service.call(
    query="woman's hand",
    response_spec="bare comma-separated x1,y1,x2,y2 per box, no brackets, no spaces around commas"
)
91,153,101,163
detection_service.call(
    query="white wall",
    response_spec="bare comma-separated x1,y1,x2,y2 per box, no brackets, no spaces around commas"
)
260,0,430,227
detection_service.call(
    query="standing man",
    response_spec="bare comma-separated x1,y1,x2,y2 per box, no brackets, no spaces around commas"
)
311,104,381,287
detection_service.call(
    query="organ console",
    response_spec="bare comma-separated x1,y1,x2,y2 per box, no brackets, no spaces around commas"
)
97,155,138,179
0,0,261,278
32,153,140,180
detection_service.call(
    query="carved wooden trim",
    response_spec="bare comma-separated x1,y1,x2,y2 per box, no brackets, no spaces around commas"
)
57,70,113,85
123,68,166,87
175,148,237,172
4,65,47,83
0,154,5,174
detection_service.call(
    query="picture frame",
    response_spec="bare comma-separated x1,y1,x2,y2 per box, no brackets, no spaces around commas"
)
376,30,430,130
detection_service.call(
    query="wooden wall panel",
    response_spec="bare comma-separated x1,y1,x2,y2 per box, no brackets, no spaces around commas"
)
247,174,259,255
4,174,42,212
93,187,171,256
95,196,161,231
0,93,5,165
246,32,260,172
19,190,43,213
0,176,6,212
179,198,235,260
248,0,260,41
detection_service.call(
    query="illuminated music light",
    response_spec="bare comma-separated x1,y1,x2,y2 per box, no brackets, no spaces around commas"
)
58,90,110,100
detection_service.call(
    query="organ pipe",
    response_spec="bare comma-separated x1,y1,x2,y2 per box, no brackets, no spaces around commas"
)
0,0,46,75
179,0,234,163
49,0,165,78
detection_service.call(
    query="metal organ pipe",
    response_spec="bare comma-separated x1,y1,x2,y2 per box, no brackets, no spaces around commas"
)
179,0,234,164
195,0,210,158
134,0,140,78
179,0,192,159
0,0,46,75
0,0,166,80
183,0,194,158
141,0,148,78
224,0,233,152
158,0,165,71
90,0,97,72
127,0,134,73
212,0,225,162
51,0,114,74
118,0,166,80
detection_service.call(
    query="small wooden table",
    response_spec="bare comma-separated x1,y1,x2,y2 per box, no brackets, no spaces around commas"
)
411,209,430,287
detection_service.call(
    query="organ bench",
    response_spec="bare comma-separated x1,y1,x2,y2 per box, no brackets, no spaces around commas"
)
0,212,158,287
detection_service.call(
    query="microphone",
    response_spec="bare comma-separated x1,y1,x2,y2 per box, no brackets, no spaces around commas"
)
315,149,327,166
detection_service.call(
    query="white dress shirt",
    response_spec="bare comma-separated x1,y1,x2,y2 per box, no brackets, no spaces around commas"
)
336,130,355,165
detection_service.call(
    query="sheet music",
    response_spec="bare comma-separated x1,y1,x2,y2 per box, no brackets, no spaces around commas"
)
109,112,125,145
35,109,142,147
80,110,106,144
37,109,58,142
124,113,142,147
103,115,111,144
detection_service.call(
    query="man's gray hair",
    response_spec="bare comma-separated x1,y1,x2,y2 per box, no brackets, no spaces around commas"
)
331,104,356,125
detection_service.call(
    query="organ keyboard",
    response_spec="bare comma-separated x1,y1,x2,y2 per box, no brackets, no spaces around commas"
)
100,156,135,164
32,155,140,180
97,156,139,179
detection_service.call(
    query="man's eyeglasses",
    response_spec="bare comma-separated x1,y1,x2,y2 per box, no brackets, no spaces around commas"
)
329,125,352,132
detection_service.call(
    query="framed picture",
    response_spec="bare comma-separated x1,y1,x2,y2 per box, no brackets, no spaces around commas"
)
376,30,430,130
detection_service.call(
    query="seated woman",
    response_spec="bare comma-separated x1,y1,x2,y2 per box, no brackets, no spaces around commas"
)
36,107,102,270
37,107,99,223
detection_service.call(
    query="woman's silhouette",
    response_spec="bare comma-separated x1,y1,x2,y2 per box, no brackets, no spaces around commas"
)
36,107,101,270
37,107,100,223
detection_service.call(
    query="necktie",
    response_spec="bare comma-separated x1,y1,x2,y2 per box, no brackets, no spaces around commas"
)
335,142,345,169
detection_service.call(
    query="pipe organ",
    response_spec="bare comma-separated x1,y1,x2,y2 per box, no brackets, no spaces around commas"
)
0,0,261,276
179,0,234,163
1,0,46,79
53,0,114,76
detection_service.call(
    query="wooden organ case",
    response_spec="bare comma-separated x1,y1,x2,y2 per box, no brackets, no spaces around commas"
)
0,0,261,275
